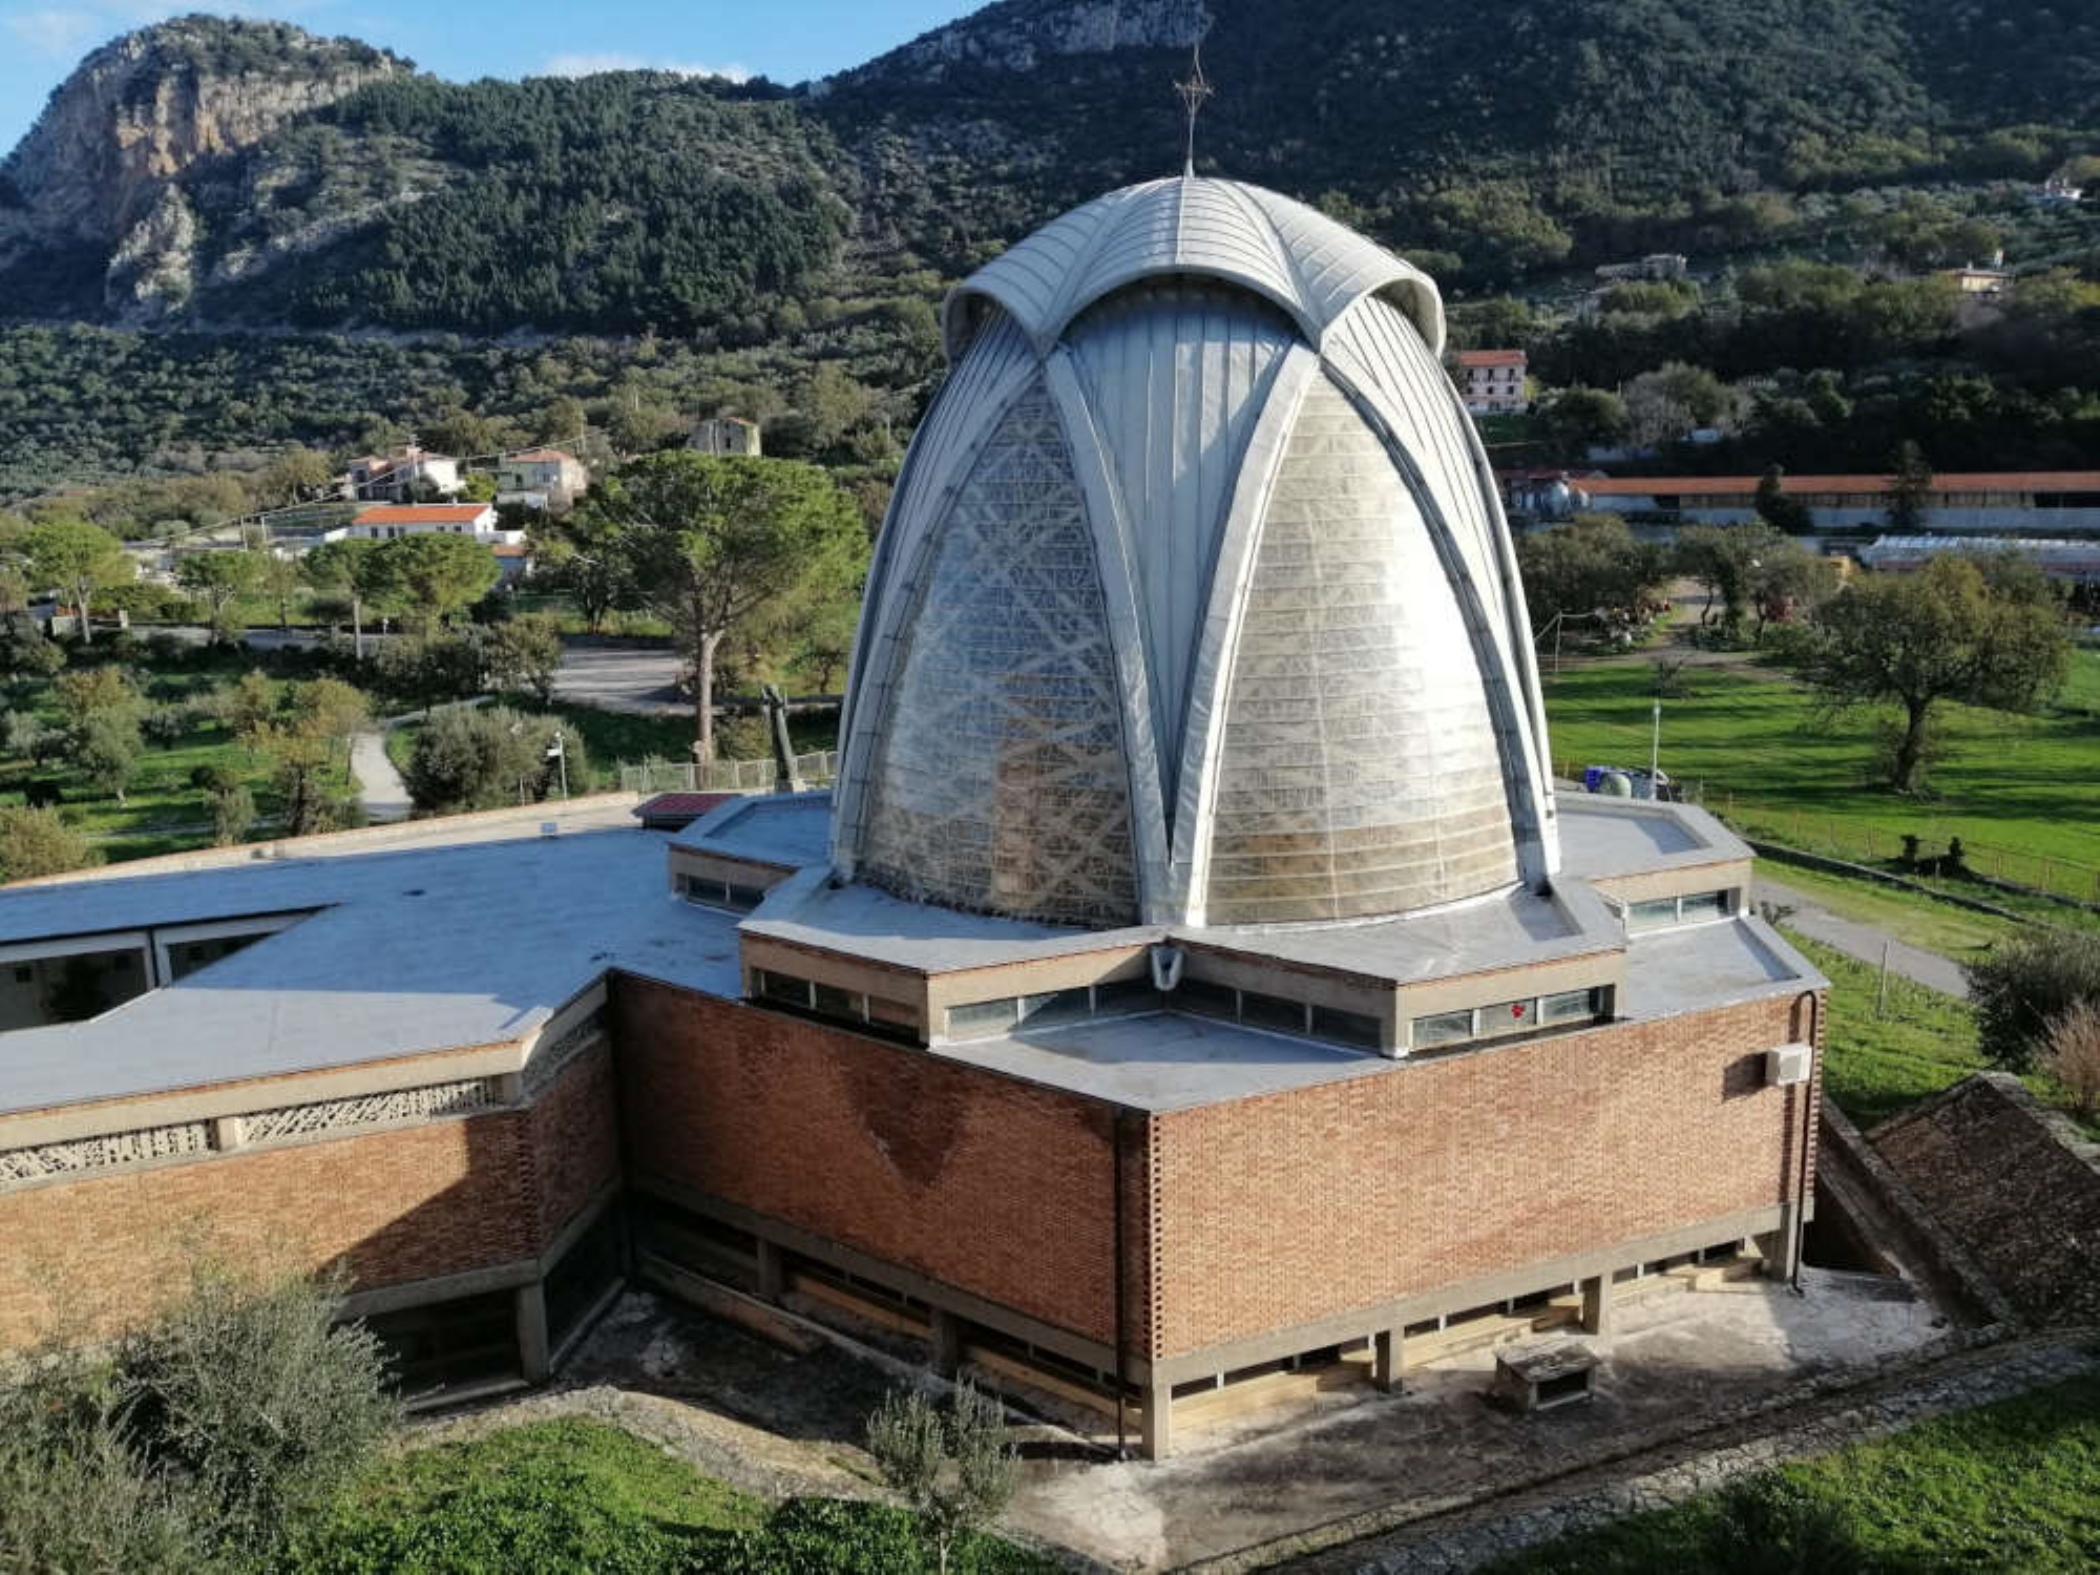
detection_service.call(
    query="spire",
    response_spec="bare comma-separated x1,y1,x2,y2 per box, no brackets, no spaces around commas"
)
1172,39,1215,178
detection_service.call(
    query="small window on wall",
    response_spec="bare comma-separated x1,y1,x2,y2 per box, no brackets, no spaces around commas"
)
1626,898,1679,933
1541,987,1605,1026
755,970,811,1009
946,997,1018,1038
1479,998,1537,1038
1412,1009,1474,1048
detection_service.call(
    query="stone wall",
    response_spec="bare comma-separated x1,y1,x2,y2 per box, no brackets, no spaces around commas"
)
1872,1072,2100,1327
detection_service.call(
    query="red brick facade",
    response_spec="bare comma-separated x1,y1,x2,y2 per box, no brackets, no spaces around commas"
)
613,976,1138,1349
0,1048,617,1351
1149,994,1819,1356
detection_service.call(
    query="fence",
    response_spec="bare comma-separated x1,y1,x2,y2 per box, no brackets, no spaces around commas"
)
619,751,840,796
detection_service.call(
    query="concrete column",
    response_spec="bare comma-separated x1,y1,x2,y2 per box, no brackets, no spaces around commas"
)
755,1239,787,1299
515,1283,551,1383
1580,1275,1614,1338
1140,1378,1173,1460
210,1115,246,1152
1372,1327,1404,1392
1755,1210,1802,1282
929,1308,963,1377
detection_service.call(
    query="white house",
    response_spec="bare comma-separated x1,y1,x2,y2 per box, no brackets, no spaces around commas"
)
689,417,762,457
1456,350,1529,416
496,448,590,512
332,503,522,544
344,446,464,503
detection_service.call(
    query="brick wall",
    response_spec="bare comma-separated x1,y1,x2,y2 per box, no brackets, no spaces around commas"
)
1150,994,1816,1358
0,1049,617,1352
612,975,1140,1350
528,1039,621,1242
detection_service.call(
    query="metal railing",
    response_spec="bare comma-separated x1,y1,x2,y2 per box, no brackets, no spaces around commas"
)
619,751,840,795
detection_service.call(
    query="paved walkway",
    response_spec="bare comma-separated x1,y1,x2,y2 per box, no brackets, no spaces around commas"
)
1755,874,1972,998
1283,1334,2096,1574
350,730,412,823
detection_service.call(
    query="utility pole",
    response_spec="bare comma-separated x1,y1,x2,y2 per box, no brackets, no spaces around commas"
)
1650,698,1662,781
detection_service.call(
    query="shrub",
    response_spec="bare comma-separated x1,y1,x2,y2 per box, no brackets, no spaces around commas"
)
116,1261,398,1563
1966,930,2100,1071
2042,1001,2100,1117
0,1263,395,1572
0,804,95,881
402,705,584,814
0,1343,215,1574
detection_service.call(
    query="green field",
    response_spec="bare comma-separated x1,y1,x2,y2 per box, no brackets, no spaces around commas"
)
1757,862,2019,959
0,652,358,861
285,1418,1055,1575
1546,653,2100,900
1787,934,1988,1130
1481,1373,2100,1574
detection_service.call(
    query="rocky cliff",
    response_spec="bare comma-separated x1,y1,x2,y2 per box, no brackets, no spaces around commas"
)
0,17,404,319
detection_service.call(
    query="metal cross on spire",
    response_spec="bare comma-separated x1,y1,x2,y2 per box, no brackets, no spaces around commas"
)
1173,40,1215,178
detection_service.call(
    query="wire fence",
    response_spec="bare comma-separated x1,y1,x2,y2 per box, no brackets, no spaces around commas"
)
619,751,840,795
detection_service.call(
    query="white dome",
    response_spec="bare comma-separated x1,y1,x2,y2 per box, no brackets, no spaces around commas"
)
833,177,1559,929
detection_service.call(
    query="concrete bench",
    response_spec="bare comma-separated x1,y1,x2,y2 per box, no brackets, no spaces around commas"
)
1491,1340,1600,1413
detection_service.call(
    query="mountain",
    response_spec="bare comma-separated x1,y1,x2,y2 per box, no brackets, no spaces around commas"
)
0,18,406,321
2,5,2097,337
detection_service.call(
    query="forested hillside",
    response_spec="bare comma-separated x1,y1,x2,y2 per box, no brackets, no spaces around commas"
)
0,2,2097,496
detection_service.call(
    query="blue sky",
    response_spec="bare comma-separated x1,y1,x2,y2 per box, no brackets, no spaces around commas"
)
0,1,982,155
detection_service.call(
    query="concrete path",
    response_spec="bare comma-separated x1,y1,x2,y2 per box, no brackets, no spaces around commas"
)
350,730,412,824
1755,874,1973,999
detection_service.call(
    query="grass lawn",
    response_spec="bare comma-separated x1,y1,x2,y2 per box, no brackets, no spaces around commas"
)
1480,1372,2100,1574
1545,652,2100,900
1789,933,1988,1130
285,1418,1057,1575
1756,861,2020,959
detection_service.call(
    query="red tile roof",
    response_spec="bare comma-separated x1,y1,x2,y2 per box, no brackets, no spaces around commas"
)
353,503,497,524
633,792,737,827
1457,349,1528,368
1587,473,2100,498
506,448,576,464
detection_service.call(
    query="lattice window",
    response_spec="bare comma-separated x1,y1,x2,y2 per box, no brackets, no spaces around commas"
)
240,1079,497,1146
857,381,1139,928
0,1122,213,1187
521,1009,606,1098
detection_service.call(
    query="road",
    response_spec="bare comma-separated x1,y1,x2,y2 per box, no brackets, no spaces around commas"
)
551,643,688,716
1755,873,1972,998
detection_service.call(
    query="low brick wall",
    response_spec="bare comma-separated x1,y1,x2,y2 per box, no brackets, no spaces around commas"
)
1872,1073,2100,1327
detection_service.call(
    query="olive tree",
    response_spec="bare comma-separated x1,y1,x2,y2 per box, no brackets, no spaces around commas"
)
865,1382,1016,1575
175,550,264,646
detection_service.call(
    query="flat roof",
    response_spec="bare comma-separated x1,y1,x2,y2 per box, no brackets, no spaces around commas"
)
1585,472,2100,497
1556,798,1748,883
0,828,742,1118
935,914,1823,1113
675,792,832,870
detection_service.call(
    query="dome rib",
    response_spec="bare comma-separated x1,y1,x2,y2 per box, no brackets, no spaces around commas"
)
942,177,1445,362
